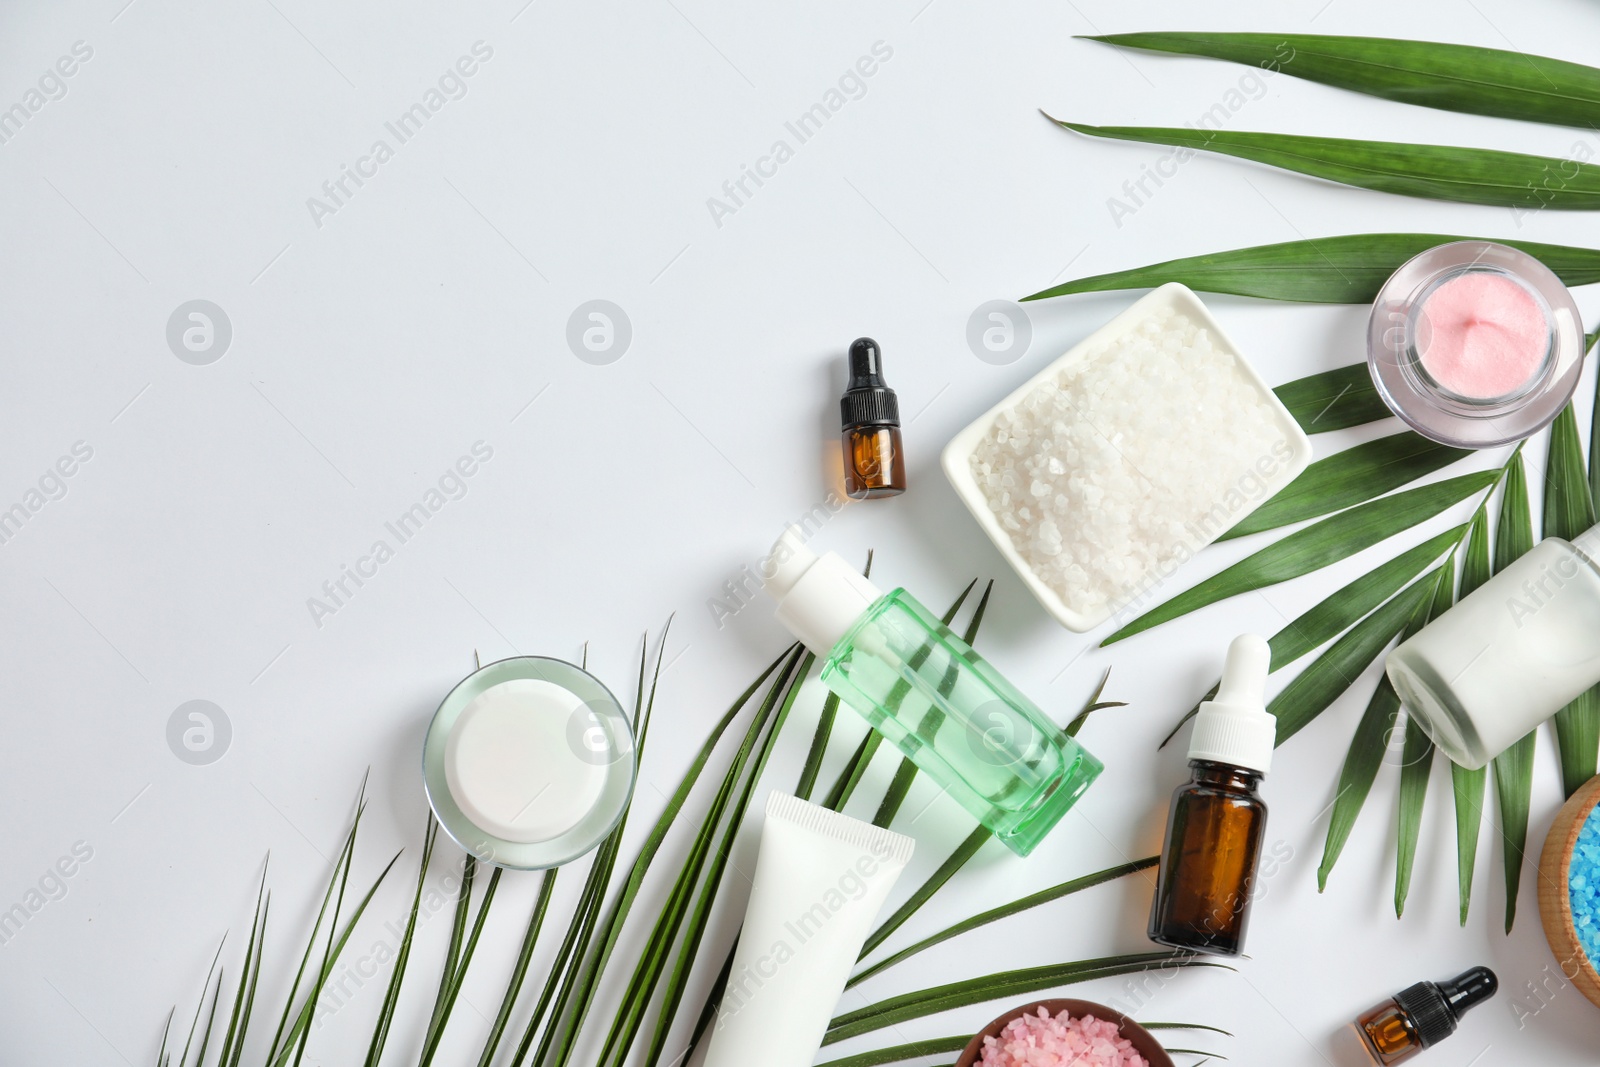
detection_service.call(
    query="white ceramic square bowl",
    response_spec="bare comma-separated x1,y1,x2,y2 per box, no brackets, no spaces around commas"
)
941,283,1314,633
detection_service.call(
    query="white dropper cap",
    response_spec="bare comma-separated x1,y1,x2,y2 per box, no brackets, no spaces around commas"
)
1188,633,1276,774
765,525,884,656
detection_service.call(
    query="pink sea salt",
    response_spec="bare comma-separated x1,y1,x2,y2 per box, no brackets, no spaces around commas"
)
976,1006,1149,1067
1416,271,1548,399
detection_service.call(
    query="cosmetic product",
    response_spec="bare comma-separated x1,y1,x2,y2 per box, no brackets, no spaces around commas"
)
1353,967,1497,1065
700,792,912,1067
956,1000,1168,1067
1536,774,1600,1012
765,527,1102,856
1148,634,1273,957
943,283,1311,632
841,337,907,499
422,656,635,869
1385,521,1600,769
1368,240,1583,448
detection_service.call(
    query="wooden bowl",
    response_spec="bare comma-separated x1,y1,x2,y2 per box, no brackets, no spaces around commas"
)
1537,774,1600,1012
954,998,1176,1067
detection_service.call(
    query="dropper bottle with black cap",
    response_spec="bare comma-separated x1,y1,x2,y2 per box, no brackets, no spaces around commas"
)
840,338,906,499
1354,966,1498,1064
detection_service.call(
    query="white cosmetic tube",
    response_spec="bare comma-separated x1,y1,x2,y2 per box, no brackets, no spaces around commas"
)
700,791,914,1067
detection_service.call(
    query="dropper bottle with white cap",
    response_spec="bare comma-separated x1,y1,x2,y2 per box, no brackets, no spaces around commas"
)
764,525,1102,857
1148,633,1276,957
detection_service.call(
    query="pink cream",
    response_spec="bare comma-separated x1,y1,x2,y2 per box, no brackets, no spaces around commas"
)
1416,272,1548,399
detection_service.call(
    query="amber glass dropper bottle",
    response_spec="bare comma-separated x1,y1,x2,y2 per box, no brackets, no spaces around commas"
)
840,337,906,499
1148,633,1274,957
1355,967,1498,1064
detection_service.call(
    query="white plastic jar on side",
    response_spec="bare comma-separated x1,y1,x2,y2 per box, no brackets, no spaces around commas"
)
1387,523,1600,769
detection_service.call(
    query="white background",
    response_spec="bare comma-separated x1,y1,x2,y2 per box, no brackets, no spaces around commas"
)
1,1,1597,1065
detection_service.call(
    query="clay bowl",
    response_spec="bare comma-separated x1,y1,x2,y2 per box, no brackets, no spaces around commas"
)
1537,774,1600,1012
954,998,1175,1067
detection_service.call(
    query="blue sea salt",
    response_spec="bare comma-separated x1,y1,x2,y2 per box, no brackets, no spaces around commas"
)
1573,804,1600,968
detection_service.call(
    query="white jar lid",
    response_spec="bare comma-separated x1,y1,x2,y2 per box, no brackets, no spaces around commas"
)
444,678,608,844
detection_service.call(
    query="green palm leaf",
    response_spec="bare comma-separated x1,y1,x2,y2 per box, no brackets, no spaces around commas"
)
1222,433,1469,540
815,1036,970,1067
260,778,403,1067
420,865,503,1066
521,836,616,1067
264,796,360,1067
1314,538,1467,889
858,671,1121,959
1082,33,1600,129
1142,1022,1234,1036
1049,119,1600,210
365,820,437,1067
270,849,402,1067
1106,471,1497,645
1162,525,1463,749
682,580,988,1060
1395,562,1453,916
194,979,224,1067
541,633,767,1067
641,650,818,1067
1022,234,1600,304
1450,508,1492,924
1065,668,1124,736
420,853,477,1059
156,1008,172,1067
848,857,1156,988
862,828,988,963
1274,363,1390,434
476,870,558,1067
216,867,267,1067
1270,526,1464,671
795,689,842,801
1273,567,1438,746
519,639,634,1067
596,647,803,1066
1492,725,1536,924
1492,451,1536,932
824,953,1221,1044
1317,677,1403,889
1543,405,1600,797
822,731,883,810
165,939,223,1067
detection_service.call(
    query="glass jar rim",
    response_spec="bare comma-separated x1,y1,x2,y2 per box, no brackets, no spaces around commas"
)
1367,241,1585,449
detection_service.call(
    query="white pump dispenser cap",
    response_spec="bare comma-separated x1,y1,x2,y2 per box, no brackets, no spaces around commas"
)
1188,633,1276,774
765,526,884,656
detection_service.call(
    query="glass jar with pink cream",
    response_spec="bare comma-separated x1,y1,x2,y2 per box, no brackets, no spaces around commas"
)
1367,241,1585,448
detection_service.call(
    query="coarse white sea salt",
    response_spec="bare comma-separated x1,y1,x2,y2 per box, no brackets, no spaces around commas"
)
968,307,1290,619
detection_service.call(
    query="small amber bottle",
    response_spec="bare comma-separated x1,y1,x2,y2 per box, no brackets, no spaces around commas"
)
1149,634,1274,957
1355,967,1497,1064
840,338,906,500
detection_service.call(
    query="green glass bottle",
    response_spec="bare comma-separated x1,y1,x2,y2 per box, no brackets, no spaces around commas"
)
766,527,1102,856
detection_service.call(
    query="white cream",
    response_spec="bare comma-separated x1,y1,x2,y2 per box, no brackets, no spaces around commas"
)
701,792,913,1067
443,678,606,843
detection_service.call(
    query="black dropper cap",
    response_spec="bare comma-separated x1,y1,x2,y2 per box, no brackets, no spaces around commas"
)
841,338,901,431
1393,966,1498,1048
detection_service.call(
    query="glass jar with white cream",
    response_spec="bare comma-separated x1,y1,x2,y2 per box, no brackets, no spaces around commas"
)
422,656,636,869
